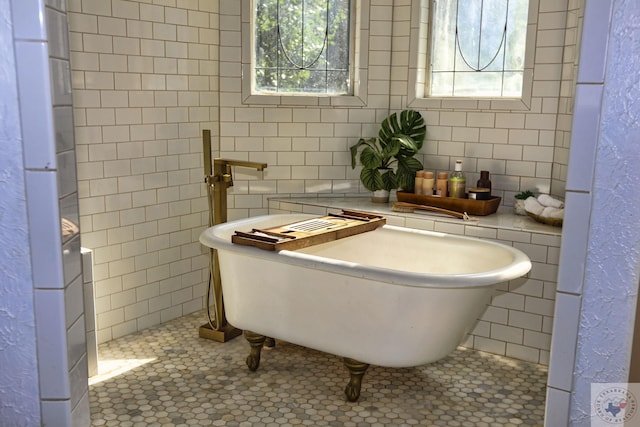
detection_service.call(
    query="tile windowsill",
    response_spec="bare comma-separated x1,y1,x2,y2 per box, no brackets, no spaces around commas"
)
269,196,563,236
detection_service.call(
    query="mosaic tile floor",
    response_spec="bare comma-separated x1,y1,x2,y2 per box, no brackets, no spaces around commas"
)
89,311,548,426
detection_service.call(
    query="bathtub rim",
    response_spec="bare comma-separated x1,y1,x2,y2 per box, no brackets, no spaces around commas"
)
200,214,532,289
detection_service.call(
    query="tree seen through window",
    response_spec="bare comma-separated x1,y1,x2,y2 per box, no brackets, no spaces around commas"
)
253,0,352,95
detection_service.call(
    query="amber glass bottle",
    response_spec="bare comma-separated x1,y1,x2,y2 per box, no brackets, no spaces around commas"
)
477,170,491,192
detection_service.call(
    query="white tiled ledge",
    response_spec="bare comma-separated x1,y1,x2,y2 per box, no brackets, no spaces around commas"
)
268,196,563,237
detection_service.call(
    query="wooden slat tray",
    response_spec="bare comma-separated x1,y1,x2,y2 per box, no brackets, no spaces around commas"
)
396,191,501,216
231,210,386,251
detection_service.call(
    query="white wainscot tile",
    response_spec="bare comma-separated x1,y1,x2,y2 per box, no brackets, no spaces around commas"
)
25,171,64,288
556,192,592,294
57,150,78,198
566,84,603,192
473,337,506,356
11,0,47,40
67,314,86,370
35,289,70,399
544,387,571,427
524,330,551,350
15,41,56,169
60,193,80,243
491,324,523,344
45,0,66,10
50,58,73,106
576,0,614,84
53,106,75,153
64,275,83,328
433,221,466,235
492,291,525,311
513,242,548,263
69,354,88,408
547,292,582,391
524,296,555,317
506,343,540,364
46,7,70,59
63,235,82,286
71,390,91,427
41,400,71,427
508,310,543,331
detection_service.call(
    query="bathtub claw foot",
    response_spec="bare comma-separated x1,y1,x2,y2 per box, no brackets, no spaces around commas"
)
343,358,369,402
244,330,266,371
264,337,276,348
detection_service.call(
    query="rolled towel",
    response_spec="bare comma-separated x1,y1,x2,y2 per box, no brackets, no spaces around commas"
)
541,206,564,219
537,194,564,209
524,196,545,215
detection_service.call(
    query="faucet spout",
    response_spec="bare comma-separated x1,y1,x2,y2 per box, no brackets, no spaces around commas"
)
214,158,268,171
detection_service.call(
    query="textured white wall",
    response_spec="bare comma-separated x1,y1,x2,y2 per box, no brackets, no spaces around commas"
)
546,0,640,425
0,0,42,425
570,0,640,423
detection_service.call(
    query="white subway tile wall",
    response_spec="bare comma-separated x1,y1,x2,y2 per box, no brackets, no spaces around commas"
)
69,0,579,352
70,0,217,344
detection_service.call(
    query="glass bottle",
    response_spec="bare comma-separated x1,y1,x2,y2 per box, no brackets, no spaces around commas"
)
449,160,466,198
477,170,491,192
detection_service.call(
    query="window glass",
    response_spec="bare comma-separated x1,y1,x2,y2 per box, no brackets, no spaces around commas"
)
430,0,529,97
253,0,352,95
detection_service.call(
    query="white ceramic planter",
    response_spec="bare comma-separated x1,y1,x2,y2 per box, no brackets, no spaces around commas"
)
371,189,390,203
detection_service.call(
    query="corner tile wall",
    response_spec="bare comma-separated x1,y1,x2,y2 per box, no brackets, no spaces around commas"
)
10,0,89,424
69,0,218,343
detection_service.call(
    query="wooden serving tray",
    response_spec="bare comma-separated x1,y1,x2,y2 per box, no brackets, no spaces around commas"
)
396,191,501,216
231,210,386,251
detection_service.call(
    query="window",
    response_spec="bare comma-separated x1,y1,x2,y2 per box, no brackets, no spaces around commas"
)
252,0,353,95
429,0,529,97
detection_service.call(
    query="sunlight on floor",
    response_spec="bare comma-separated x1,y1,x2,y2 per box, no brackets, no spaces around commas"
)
88,357,156,386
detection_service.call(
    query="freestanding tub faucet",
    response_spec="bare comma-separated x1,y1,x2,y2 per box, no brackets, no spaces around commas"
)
199,129,267,342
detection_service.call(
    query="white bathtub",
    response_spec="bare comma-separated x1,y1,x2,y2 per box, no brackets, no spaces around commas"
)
200,213,532,400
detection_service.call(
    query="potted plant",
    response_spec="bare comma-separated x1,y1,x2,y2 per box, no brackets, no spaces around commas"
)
514,190,535,215
350,110,426,202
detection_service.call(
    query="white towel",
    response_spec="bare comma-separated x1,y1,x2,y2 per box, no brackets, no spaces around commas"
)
541,206,564,219
537,194,564,209
524,196,545,215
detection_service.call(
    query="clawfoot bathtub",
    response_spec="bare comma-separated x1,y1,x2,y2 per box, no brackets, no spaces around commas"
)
200,214,531,401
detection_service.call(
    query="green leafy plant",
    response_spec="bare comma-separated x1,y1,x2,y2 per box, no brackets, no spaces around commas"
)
515,190,535,200
350,110,426,192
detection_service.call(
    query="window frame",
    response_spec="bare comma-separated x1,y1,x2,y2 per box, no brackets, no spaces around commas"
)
242,0,369,107
408,0,537,111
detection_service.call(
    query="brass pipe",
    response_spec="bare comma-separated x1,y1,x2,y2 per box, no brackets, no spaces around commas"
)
199,129,267,342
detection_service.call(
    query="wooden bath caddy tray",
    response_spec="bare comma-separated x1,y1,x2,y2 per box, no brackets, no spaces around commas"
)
396,191,501,216
232,210,386,251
